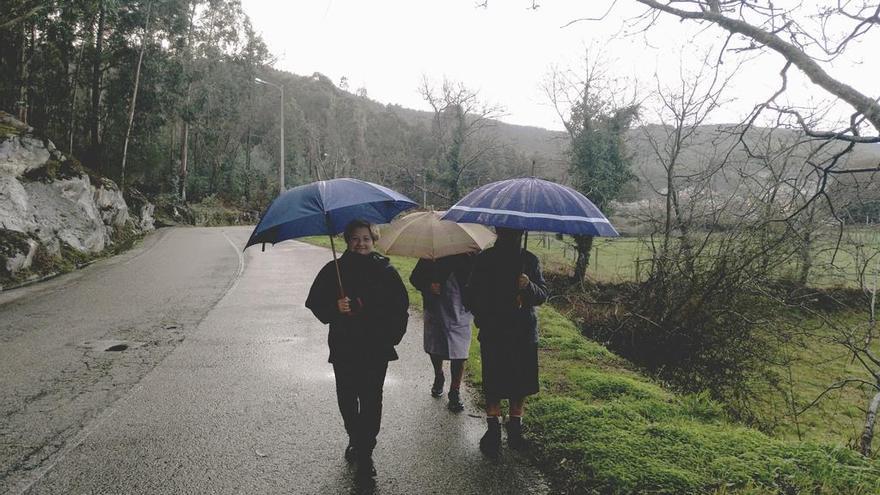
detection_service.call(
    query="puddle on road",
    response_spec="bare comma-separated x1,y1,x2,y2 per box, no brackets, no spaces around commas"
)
79,339,142,352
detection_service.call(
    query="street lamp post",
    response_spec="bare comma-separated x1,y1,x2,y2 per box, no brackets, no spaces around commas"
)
255,77,285,193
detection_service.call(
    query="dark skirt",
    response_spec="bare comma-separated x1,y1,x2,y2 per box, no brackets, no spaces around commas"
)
479,335,539,401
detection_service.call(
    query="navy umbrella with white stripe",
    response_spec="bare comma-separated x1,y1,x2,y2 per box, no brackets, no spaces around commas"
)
440,177,618,237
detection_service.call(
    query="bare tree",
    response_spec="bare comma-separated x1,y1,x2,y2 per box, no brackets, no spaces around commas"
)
419,77,505,204
638,49,740,271
623,2,879,134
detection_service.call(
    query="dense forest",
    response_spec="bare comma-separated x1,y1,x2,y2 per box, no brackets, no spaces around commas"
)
1,0,558,212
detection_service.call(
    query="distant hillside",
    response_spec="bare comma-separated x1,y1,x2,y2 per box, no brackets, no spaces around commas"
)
382,104,571,180
268,69,880,209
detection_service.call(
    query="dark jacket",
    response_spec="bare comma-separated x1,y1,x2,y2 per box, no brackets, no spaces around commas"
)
408,253,474,293
464,246,548,344
305,250,410,363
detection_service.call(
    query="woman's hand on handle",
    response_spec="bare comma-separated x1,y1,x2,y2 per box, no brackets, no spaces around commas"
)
337,297,352,315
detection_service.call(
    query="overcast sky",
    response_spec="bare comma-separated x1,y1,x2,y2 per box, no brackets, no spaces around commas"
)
240,1,880,132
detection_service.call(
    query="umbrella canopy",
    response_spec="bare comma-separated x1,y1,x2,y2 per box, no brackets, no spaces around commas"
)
245,178,418,248
441,177,618,237
376,210,496,260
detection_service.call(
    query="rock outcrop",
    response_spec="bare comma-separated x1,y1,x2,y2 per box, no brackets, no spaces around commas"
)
0,111,154,283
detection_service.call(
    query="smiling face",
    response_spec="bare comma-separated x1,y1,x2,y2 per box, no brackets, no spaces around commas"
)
346,226,375,255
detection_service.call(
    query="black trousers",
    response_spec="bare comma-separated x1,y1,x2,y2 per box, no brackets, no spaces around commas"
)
332,361,389,457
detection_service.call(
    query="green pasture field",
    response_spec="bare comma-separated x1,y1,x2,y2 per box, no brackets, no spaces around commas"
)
807,227,880,288
525,227,878,289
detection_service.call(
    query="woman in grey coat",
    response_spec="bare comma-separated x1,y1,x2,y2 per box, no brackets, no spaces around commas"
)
409,253,475,412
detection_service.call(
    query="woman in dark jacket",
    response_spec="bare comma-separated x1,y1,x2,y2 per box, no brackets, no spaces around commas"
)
305,219,409,479
409,253,475,412
465,227,547,457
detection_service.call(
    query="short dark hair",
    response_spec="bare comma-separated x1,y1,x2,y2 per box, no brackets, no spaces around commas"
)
343,219,379,242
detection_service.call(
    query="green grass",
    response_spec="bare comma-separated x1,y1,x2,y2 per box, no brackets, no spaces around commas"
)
491,305,880,494
300,235,880,494
807,228,880,288
754,309,880,447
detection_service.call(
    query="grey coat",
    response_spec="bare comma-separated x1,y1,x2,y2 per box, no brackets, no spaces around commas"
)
409,255,474,359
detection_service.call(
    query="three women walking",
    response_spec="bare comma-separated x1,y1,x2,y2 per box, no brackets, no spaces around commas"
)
306,218,546,481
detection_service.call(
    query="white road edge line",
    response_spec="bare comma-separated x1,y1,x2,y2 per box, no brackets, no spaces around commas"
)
220,228,246,295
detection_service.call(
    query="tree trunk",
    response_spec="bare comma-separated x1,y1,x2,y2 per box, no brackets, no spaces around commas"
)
178,0,197,203
16,22,27,124
67,25,89,155
179,122,189,202
88,1,105,170
860,390,880,456
573,235,594,282
797,229,813,286
119,0,153,193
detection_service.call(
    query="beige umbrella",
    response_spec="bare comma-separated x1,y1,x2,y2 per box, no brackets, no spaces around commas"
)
376,210,495,260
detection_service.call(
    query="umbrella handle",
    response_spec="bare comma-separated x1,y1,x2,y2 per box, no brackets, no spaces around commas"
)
325,213,346,300
516,231,529,308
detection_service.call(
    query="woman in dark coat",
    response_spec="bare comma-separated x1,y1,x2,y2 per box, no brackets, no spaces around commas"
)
409,253,474,412
305,219,409,479
465,227,547,457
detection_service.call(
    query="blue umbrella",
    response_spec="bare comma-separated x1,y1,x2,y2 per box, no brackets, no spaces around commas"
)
245,178,418,296
441,177,618,237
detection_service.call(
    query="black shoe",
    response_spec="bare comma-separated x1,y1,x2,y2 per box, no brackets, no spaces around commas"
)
506,416,527,451
479,417,501,458
356,456,377,478
447,389,464,412
344,442,358,462
430,375,445,398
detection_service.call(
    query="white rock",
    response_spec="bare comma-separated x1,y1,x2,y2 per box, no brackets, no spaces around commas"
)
0,136,51,177
138,203,155,231
93,184,129,229
5,238,38,274
24,176,107,253
0,176,37,233
0,113,155,280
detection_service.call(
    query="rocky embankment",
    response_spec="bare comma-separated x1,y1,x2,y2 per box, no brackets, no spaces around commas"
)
0,111,154,288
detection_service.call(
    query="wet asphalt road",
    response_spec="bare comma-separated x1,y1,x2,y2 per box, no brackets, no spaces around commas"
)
1,226,549,494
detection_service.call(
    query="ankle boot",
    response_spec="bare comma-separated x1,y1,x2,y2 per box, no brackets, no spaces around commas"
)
506,416,526,450
431,375,445,398
479,417,501,457
447,389,464,412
